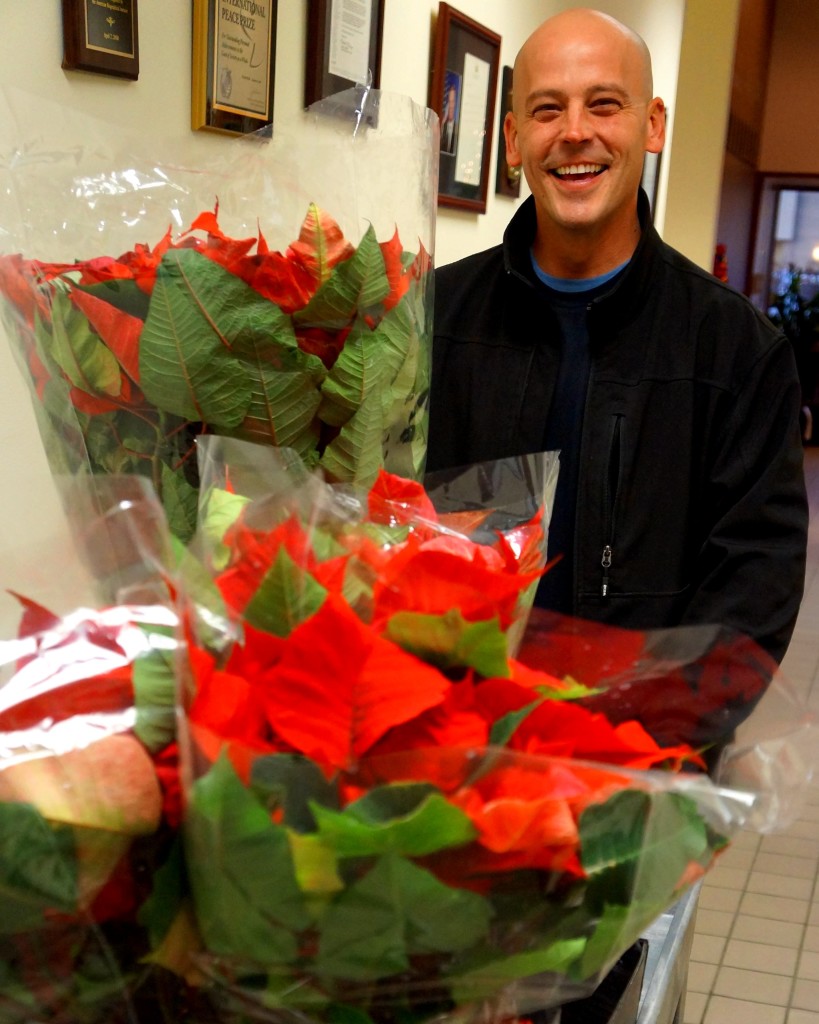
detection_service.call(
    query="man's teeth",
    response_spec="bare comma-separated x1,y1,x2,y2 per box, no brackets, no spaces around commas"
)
553,164,604,177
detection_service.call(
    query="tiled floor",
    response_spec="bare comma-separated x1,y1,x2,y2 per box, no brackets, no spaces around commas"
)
683,445,819,1024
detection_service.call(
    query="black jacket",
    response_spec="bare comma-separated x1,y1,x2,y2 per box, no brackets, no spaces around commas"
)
428,192,808,664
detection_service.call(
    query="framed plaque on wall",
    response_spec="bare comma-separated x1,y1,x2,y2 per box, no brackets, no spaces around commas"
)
61,0,140,80
429,3,501,214
304,0,385,107
191,0,277,135
495,65,521,198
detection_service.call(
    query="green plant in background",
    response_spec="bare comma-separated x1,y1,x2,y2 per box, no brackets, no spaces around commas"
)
767,264,819,424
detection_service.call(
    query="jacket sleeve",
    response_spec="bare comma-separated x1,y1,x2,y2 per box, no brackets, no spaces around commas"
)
680,327,808,665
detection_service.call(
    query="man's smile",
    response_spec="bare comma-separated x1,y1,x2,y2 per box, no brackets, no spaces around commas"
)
550,163,607,181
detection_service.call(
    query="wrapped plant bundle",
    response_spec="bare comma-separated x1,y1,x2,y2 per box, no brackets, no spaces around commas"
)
0,481,183,1022
168,438,809,1024
0,450,813,1023
0,87,435,544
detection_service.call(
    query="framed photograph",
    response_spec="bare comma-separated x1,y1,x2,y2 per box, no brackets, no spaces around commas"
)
641,150,662,214
305,0,385,107
430,3,501,214
191,0,277,135
495,65,521,198
61,0,139,80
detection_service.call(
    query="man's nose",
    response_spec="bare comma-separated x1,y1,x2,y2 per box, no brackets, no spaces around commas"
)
562,104,592,144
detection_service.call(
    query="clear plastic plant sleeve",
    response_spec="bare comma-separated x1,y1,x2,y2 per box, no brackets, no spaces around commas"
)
170,437,817,1024
0,85,436,546
0,455,814,1023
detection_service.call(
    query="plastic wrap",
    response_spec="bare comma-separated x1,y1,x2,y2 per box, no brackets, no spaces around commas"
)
0,447,814,1023
0,478,184,1022
0,86,436,544
518,608,817,832
170,437,809,1023
188,435,558,653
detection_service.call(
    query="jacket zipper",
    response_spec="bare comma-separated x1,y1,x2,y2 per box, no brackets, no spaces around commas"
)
601,414,623,597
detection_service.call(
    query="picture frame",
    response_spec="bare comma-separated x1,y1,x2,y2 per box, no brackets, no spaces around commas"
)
191,0,277,135
641,150,662,214
304,0,385,107
430,3,501,214
61,0,139,80
494,65,521,198
640,108,666,215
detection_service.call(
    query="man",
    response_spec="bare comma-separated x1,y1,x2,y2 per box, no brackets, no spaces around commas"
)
427,8,808,665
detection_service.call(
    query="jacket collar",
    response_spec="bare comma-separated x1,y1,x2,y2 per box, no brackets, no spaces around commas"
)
502,189,663,328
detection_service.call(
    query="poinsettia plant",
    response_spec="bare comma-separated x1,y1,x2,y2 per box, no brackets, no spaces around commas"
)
0,596,182,1022
0,203,431,544
0,451,794,1024
159,452,752,1024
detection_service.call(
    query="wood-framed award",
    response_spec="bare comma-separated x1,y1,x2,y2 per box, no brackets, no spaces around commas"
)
191,0,277,135
61,0,140,81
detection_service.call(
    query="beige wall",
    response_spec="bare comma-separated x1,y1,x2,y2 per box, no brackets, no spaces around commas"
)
0,1,690,266
0,1,737,632
661,0,741,271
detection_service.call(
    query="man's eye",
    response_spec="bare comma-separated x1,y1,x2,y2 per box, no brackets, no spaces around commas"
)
591,99,622,113
531,104,561,119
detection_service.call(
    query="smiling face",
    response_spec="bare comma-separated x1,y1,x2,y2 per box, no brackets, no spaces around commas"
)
504,9,665,275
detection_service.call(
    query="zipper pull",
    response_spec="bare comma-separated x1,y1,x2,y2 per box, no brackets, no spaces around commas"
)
601,545,612,597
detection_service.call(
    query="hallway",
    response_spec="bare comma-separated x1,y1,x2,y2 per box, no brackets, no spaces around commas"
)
684,446,819,1023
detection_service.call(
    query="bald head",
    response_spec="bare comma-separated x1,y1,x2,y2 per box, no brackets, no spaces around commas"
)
502,6,665,276
513,8,654,111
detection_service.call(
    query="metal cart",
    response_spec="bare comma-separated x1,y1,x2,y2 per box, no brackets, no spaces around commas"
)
636,882,701,1023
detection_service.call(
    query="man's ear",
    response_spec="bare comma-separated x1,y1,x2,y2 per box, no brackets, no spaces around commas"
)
646,97,666,155
504,111,522,167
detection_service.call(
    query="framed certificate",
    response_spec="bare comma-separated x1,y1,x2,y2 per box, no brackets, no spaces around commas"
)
61,0,139,80
191,0,277,135
304,0,385,107
495,65,521,198
430,3,501,214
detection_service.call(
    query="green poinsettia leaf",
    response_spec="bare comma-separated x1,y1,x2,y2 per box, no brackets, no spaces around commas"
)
320,300,417,427
386,609,510,678
140,248,260,427
574,898,663,979
550,676,605,700
251,753,340,833
224,369,324,460
244,546,328,637
26,339,88,471
82,410,143,475
376,297,418,387
48,287,122,397
318,390,385,486
32,309,65,381
159,458,200,545
224,311,326,455
318,318,385,428
294,224,389,329
198,485,252,570
580,789,712,913
288,833,344,902
186,751,310,965
490,699,543,747
132,639,178,754
315,854,492,980
137,834,186,947
0,803,78,934
310,783,476,858
75,278,151,321
448,935,588,1005
325,1004,377,1024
